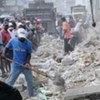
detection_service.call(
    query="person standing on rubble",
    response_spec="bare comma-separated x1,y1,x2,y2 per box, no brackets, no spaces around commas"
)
74,19,83,43
68,16,76,29
1,22,11,75
1,22,11,46
8,23,17,39
2,28,36,97
62,17,73,55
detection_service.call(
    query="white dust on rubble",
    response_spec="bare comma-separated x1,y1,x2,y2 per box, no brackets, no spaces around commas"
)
31,28,100,89
3,27,100,99
20,26,100,99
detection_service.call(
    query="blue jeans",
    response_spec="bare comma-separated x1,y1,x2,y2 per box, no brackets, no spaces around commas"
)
6,65,35,97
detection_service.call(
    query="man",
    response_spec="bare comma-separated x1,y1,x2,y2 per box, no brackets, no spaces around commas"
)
1,22,11,73
62,17,73,55
74,19,83,43
68,16,76,29
1,22,11,46
3,28,36,97
8,22,17,39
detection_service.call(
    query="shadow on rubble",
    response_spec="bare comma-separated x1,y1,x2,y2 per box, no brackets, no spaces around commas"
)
73,94,100,100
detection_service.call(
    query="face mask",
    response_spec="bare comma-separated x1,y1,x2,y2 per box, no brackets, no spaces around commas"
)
18,38,25,42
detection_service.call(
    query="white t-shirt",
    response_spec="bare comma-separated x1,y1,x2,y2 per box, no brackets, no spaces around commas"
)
8,29,17,39
74,22,82,32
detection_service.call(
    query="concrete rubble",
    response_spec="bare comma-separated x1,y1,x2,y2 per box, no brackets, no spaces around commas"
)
1,24,100,100
28,25,100,99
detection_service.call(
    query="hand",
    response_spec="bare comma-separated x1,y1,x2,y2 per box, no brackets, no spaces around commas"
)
24,63,30,68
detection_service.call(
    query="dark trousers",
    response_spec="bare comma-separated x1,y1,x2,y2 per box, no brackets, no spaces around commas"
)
64,38,73,54
69,33,78,49
0,54,5,74
5,49,13,72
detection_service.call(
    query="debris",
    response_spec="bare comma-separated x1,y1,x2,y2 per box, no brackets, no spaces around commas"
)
1,26,100,99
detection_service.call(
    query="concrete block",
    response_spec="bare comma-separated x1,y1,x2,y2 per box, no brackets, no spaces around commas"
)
63,85,100,100
95,69,100,78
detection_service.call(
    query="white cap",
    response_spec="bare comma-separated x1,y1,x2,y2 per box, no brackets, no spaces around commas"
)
17,28,27,38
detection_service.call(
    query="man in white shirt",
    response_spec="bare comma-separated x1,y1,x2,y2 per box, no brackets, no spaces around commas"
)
8,23,17,39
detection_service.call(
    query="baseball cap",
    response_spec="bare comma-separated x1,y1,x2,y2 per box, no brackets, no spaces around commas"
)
17,28,27,38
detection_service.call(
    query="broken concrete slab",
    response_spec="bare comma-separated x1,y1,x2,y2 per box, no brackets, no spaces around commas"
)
63,85,100,100
95,69,100,78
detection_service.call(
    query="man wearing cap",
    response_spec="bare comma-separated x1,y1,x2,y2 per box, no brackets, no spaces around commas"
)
2,28,35,97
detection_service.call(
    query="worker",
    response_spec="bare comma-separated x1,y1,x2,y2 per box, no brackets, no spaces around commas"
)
1,22,11,74
62,17,73,55
8,22,17,39
2,28,36,97
68,16,76,29
1,22,11,46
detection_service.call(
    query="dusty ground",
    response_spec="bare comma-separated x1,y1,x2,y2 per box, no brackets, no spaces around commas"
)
1,23,100,100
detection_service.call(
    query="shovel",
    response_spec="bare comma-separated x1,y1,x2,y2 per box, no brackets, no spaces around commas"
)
6,57,53,80
6,58,65,88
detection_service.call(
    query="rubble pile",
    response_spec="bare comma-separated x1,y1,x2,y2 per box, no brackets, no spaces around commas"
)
29,27,100,99
1,27,100,100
